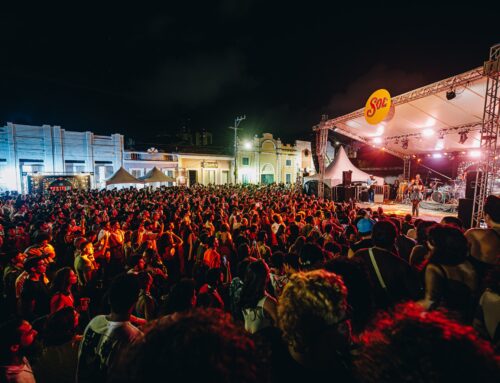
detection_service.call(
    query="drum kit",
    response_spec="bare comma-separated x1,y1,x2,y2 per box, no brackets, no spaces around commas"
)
397,178,464,204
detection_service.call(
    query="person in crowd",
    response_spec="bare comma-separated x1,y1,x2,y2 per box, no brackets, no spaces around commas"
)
355,302,499,383
465,195,500,287
162,278,196,315
49,267,78,314
109,309,259,383
354,221,421,309
473,266,500,349
441,216,464,231
3,251,27,312
74,241,98,288
401,213,414,235
419,224,477,322
134,271,157,321
0,318,38,383
197,268,225,310
324,257,374,334
240,259,278,334
276,270,354,381
34,307,81,383
299,243,325,271
76,273,142,383
24,232,56,264
388,217,416,262
408,220,435,270
19,256,50,321
348,218,374,258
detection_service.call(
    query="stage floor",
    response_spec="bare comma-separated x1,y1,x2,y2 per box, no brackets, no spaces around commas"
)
357,201,457,222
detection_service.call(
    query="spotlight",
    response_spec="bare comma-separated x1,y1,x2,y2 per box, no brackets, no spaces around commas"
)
438,130,445,139
459,130,468,144
401,138,409,150
446,90,456,100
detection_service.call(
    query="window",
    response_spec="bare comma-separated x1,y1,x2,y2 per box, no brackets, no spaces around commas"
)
242,157,249,166
286,159,292,167
242,174,250,184
286,173,291,184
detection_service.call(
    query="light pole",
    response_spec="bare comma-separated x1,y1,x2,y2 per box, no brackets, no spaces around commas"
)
229,115,246,184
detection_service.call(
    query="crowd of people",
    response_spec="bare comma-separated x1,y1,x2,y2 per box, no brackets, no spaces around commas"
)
0,184,498,382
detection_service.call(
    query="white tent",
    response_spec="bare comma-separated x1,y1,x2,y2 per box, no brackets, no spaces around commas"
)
139,167,176,183
105,167,143,186
304,146,384,187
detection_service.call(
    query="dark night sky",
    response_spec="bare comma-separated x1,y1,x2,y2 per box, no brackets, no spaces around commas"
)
0,2,498,148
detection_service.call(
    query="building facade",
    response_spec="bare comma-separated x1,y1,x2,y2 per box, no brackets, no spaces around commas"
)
123,149,178,186
0,123,124,192
177,153,233,186
236,133,315,185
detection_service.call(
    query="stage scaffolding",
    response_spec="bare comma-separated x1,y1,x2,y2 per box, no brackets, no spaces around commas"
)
313,44,500,226
472,44,500,227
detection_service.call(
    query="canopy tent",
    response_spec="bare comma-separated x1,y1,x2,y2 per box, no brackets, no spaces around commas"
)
305,146,384,187
139,167,176,183
105,167,142,186
320,67,486,157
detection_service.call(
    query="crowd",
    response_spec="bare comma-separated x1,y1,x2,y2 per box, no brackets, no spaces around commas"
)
0,184,498,382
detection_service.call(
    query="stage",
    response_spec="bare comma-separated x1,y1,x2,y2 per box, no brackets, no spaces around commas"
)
357,201,458,223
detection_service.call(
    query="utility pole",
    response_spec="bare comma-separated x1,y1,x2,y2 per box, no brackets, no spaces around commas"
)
229,115,246,184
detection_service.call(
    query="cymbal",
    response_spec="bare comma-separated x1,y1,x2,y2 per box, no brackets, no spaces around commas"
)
429,178,441,181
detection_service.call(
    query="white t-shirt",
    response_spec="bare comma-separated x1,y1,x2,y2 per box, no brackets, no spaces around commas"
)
76,315,142,383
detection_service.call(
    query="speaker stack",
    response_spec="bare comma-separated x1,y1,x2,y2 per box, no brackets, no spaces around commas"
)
458,198,474,229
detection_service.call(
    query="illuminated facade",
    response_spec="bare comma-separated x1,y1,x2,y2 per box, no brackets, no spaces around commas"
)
0,123,124,192
177,153,233,186
123,150,178,186
236,133,314,185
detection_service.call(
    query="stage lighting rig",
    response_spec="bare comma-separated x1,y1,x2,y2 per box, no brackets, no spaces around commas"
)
459,130,469,144
401,138,409,150
446,90,456,100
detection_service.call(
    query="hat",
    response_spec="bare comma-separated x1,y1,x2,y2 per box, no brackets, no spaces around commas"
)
357,218,374,234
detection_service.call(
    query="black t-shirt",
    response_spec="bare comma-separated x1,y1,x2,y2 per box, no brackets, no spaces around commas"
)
21,278,50,319
350,238,372,253
354,247,422,309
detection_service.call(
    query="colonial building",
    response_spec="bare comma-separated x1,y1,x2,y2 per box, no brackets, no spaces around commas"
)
177,153,233,186
123,149,178,186
0,123,124,192
236,133,315,185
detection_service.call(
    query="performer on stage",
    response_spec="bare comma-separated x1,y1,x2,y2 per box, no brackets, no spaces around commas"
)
367,175,377,203
409,174,424,217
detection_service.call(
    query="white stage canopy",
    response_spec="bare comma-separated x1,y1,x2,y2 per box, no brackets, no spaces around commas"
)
305,146,383,187
321,67,486,157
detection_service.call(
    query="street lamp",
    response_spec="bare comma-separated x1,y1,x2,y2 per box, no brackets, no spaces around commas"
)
244,141,252,150
228,115,246,184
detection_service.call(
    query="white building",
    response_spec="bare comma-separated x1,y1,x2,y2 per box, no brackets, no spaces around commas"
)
236,133,315,185
0,123,124,192
123,149,178,186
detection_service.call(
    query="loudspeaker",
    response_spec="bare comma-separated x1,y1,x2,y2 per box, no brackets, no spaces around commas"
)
342,171,352,186
458,198,473,229
465,171,479,200
360,189,369,202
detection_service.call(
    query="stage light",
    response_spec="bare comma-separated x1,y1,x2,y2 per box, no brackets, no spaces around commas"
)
422,129,435,137
401,138,409,150
432,153,442,158
438,130,445,139
459,131,468,144
373,137,382,144
446,90,456,100
469,151,481,158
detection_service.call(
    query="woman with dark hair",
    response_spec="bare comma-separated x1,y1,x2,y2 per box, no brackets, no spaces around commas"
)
420,224,478,322
34,307,81,383
240,259,278,334
50,267,78,314
162,278,196,315
409,220,435,271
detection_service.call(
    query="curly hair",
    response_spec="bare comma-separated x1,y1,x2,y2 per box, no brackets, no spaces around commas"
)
355,302,499,383
110,308,258,383
278,270,349,354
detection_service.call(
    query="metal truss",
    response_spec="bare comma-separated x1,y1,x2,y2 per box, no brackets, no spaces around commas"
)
403,157,411,181
316,67,484,128
472,44,500,228
315,116,329,199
